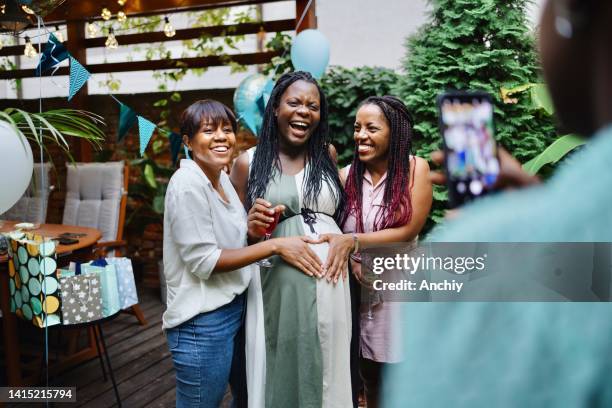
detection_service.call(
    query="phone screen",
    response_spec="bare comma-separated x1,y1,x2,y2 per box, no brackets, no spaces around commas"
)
439,93,500,207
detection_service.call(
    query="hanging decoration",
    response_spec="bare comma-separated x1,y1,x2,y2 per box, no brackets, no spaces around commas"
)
105,27,118,49
117,103,137,142
137,116,156,157
169,132,183,165
23,35,37,58
163,16,175,38
86,20,99,37
290,29,330,79
100,7,111,20
68,56,91,101
35,32,68,75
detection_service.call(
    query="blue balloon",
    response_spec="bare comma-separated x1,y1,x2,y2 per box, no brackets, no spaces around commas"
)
233,74,271,137
291,29,330,79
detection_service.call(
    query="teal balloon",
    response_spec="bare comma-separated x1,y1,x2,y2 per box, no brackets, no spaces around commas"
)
290,29,330,79
234,74,270,137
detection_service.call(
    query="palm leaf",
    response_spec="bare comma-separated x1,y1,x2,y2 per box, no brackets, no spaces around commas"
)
522,134,586,175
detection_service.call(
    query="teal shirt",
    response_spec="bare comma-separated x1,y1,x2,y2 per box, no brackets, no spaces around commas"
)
385,126,612,407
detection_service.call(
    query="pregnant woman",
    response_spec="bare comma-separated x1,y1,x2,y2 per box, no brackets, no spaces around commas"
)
232,71,352,408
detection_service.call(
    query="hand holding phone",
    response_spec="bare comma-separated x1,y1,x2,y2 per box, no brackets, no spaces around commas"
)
438,91,500,208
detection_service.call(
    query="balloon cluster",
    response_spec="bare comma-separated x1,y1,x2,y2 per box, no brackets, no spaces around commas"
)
233,29,330,137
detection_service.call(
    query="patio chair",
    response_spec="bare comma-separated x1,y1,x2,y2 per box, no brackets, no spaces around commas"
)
62,161,146,326
1,163,54,224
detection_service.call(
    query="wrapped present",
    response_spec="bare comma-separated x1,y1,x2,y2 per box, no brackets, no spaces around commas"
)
59,272,104,324
6,231,62,328
81,260,120,317
105,257,138,309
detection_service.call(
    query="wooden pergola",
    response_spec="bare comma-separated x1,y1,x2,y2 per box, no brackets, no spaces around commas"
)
0,0,316,160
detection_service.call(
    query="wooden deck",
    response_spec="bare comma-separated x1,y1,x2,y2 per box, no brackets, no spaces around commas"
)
1,288,233,407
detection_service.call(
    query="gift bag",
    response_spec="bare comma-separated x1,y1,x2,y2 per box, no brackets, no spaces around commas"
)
59,273,103,324
6,231,62,328
81,261,120,317
105,257,138,309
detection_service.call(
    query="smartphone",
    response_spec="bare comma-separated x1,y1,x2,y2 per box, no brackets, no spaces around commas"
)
437,91,500,208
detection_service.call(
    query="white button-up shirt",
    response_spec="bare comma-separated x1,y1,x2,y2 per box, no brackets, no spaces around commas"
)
162,159,252,329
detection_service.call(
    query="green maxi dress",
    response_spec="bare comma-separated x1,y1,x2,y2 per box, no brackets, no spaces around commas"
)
245,148,352,408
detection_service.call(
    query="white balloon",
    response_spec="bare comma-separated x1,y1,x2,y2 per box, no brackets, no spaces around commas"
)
0,121,33,215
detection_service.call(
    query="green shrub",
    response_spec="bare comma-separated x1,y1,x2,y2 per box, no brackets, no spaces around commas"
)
394,0,558,228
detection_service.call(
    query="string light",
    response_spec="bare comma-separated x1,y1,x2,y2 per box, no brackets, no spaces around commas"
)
101,7,112,20
105,27,118,49
54,25,64,42
117,0,126,5
1,3,5,14
21,4,34,14
163,16,175,38
117,10,126,23
24,36,37,58
87,20,99,37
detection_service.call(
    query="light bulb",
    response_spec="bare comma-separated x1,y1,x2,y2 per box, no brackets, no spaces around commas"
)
101,7,112,21
24,36,37,58
87,21,99,37
1,4,5,14
117,10,126,22
54,25,64,42
163,17,175,38
21,5,34,14
105,28,118,49
117,0,126,5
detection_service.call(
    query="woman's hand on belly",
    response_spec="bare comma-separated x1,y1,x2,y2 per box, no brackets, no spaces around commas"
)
304,233,353,284
271,236,324,278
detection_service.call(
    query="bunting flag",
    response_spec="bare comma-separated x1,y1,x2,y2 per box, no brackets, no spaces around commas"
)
35,33,69,76
137,116,156,156
169,132,183,165
117,103,138,142
68,57,91,101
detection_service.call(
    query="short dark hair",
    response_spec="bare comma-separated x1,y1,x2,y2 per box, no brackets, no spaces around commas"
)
180,99,237,140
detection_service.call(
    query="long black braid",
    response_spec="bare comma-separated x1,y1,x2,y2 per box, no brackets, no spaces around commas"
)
247,71,346,222
342,95,414,232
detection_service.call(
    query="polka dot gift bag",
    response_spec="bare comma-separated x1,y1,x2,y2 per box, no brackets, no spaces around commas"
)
6,231,63,328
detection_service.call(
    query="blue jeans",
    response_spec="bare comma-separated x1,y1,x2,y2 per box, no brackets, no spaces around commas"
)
166,293,247,407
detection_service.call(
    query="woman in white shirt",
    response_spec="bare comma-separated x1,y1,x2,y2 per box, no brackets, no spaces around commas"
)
163,100,324,407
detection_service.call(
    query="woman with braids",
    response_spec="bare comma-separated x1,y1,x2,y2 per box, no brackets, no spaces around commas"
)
231,71,352,407
317,96,432,408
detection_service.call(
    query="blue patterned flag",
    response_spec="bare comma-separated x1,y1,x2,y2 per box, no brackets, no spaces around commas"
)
35,33,69,76
117,103,138,142
68,57,90,101
169,132,183,165
137,116,156,156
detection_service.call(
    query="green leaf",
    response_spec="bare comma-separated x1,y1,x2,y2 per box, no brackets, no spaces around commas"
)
143,164,158,189
522,134,585,175
152,195,165,214
530,83,554,116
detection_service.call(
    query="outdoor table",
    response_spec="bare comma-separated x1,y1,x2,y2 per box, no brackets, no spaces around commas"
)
0,221,102,386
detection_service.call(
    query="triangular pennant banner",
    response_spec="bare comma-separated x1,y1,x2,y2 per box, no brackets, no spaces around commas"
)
169,132,182,165
35,33,69,76
117,103,138,142
68,57,91,101
137,116,156,156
